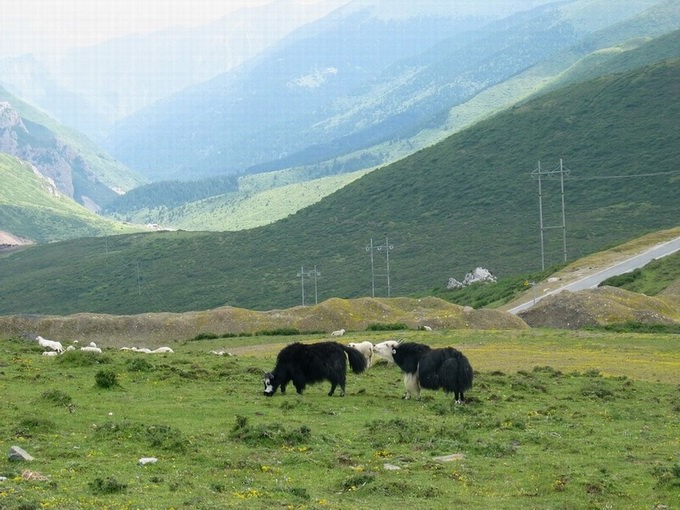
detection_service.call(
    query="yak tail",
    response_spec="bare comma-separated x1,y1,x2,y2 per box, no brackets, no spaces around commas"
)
343,345,367,374
438,351,474,393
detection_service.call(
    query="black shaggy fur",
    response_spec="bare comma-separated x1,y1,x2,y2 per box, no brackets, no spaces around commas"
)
391,342,474,403
263,341,366,397
418,347,474,402
391,342,432,373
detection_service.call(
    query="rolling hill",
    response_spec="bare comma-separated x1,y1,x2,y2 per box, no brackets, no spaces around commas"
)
0,59,678,315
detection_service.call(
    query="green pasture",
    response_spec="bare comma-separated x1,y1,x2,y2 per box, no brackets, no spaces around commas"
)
1,329,678,509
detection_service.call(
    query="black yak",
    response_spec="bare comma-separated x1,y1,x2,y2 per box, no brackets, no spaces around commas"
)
263,341,366,397
387,342,474,403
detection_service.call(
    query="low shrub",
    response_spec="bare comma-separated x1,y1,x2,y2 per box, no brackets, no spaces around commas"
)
230,415,311,447
366,323,408,331
89,476,127,495
126,358,154,372
191,332,219,341
255,328,302,336
16,417,57,436
94,370,118,389
40,389,72,406
56,350,111,366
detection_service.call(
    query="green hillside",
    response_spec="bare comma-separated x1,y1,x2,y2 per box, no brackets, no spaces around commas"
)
599,251,680,296
0,155,144,243
113,169,373,231
0,60,678,315
108,26,680,233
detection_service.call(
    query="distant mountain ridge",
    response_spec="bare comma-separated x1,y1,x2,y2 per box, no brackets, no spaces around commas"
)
105,0,677,182
0,58,678,314
0,0,346,140
102,9,680,232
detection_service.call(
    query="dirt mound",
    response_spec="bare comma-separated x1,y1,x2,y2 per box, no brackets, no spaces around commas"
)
0,296,527,347
518,286,680,329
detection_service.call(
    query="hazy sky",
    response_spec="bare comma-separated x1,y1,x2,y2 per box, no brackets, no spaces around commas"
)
1,0,556,59
0,0,292,57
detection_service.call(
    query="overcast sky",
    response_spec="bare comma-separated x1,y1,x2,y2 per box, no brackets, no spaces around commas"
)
0,0,288,57
0,0,555,59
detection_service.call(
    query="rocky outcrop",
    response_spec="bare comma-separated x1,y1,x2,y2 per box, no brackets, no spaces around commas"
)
0,101,103,209
447,267,497,290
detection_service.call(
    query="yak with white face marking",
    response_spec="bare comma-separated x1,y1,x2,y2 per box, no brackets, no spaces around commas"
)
263,342,366,397
390,342,474,403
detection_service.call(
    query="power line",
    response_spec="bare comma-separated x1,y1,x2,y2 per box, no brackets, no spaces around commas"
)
565,170,680,180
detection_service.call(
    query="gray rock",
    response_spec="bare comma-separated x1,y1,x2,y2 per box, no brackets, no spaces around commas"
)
9,446,34,462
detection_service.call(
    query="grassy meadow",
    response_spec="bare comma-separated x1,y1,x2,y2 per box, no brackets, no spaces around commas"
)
1,329,679,509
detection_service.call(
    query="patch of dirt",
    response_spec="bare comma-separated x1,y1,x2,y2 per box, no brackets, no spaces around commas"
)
518,286,680,329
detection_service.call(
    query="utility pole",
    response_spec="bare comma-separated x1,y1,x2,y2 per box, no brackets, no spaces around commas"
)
297,265,320,306
531,159,569,270
365,236,394,297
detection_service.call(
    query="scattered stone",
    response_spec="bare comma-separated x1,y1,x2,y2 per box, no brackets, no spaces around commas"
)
383,463,401,471
0,476,7,482
139,457,158,466
432,453,466,462
9,446,34,462
22,470,48,481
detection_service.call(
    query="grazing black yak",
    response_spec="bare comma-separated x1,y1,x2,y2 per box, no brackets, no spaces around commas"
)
389,342,474,403
263,341,366,397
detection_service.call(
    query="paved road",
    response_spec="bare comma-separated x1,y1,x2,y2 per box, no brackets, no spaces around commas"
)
509,236,680,315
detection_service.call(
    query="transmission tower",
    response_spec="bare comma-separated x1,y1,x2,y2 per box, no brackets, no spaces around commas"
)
531,159,569,270
365,236,394,297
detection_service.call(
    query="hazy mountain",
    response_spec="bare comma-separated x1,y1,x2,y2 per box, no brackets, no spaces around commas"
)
0,86,145,212
1,58,678,314
102,27,680,232
104,0,672,182
0,0,346,140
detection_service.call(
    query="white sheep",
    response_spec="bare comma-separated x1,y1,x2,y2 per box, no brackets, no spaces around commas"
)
330,328,345,337
122,346,173,354
37,336,63,353
422,325,433,332
348,341,374,368
210,350,234,356
150,347,174,354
